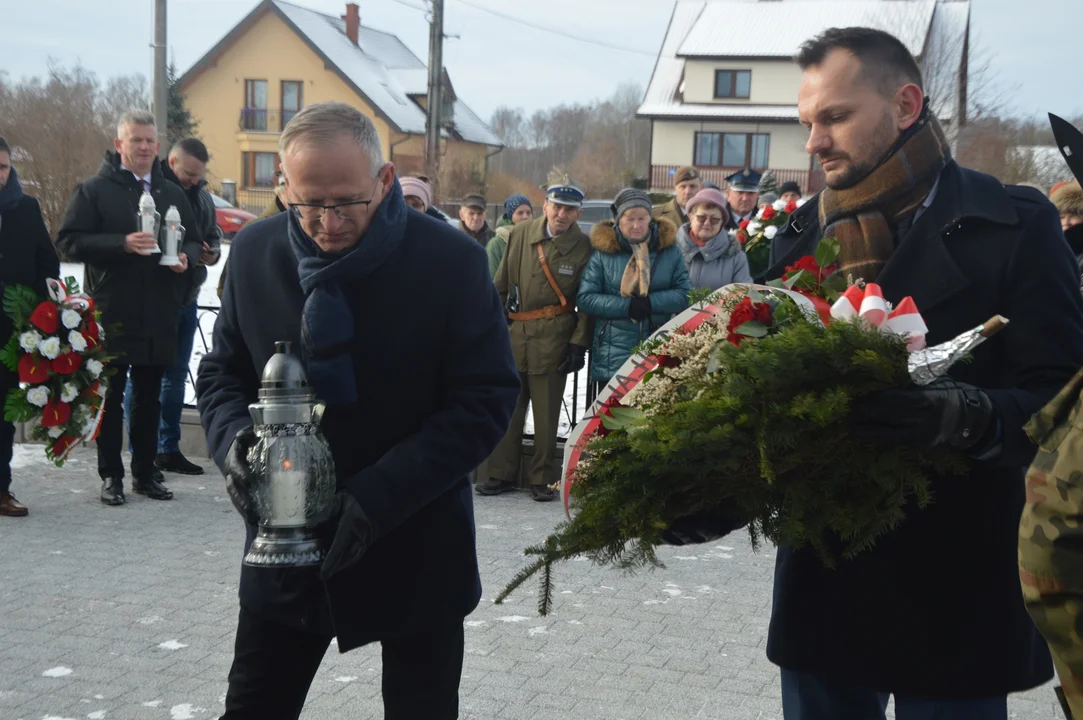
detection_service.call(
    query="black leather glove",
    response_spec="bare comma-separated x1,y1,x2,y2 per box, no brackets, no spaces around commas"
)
224,426,260,526
555,344,587,375
850,377,997,452
662,502,748,546
627,295,652,322
320,490,375,582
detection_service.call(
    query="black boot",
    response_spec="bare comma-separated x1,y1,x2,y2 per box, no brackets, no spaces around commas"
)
531,485,556,502
132,474,174,501
155,452,205,476
100,477,126,506
475,478,517,496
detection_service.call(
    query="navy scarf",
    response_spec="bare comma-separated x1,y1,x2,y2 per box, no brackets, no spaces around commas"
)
288,177,407,404
0,167,25,214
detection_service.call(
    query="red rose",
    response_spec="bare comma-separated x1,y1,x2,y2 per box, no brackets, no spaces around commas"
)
785,200,798,214
657,354,682,369
81,320,101,349
784,255,837,284
739,219,750,231
726,296,773,346
17,353,50,385
41,399,72,428
53,352,83,375
736,230,749,246
29,301,59,334
761,206,777,221
51,434,79,459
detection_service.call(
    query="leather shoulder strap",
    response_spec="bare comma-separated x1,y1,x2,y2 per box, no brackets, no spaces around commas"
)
536,242,567,307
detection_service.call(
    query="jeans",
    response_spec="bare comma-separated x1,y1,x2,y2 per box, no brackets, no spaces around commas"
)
125,301,198,455
100,363,166,480
220,606,465,719
780,669,1008,720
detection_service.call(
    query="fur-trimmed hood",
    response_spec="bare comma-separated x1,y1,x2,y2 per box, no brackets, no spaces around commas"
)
589,217,677,254
1053,182,1083,216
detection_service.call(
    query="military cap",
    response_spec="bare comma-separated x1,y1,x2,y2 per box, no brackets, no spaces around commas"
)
546,184,584,208
726,168,762,193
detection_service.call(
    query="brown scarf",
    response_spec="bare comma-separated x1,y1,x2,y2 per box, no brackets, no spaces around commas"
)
620,237,652,297
819,114,951,283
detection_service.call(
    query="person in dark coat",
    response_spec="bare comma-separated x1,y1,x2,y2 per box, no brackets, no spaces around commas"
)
667,28,1083,718
196,102,519,719
56,109,201,507
722,167,761,231
0,136,60,517
458,193,495,247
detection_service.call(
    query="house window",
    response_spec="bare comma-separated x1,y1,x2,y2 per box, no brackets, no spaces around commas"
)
714,70,751,99
693,132,770,169
242,151,279,187
243,79,268,131
281,81,303,129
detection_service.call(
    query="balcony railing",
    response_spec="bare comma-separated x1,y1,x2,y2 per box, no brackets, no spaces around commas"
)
238,108,300,133
649,165,825,195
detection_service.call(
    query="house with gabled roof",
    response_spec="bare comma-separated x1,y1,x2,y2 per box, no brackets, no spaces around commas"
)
638,0,969,194
178,0,502,210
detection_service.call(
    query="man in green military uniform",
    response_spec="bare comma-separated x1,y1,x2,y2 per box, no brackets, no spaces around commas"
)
653,166,701,230
482,184,593,501
1020,113,1083,720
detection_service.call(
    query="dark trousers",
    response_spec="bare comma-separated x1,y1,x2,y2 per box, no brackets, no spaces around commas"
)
221,606,465,719
97,363,165,480
781,669,1008,720
1,367,16,494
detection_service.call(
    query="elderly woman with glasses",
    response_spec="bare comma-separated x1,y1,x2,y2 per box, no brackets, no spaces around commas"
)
675,187,753,291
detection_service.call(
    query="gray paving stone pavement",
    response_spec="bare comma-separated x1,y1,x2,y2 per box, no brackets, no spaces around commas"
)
0,444,1067,719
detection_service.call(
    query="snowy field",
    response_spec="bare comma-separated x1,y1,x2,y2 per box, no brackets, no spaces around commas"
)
60,243,594,435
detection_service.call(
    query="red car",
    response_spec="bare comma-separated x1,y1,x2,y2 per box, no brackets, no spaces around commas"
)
211,194,258,239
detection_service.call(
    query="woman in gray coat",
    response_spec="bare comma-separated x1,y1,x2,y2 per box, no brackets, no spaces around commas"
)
675,188,753,291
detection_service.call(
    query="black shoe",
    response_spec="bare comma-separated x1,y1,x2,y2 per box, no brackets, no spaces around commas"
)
475,478,517,496
132,475,174,501
531,485,556,502
100,478,126,506
155,452,205,476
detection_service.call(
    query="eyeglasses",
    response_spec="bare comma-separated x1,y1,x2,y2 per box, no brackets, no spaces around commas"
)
289,170,383,221
692,214,723,227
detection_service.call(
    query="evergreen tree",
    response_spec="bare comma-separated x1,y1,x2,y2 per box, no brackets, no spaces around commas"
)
167,63,198,142
758,169,779,196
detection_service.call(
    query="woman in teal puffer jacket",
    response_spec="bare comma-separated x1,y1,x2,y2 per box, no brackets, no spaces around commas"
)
578,188,692,394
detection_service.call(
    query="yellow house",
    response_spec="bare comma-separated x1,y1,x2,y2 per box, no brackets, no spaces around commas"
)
178,0,502,211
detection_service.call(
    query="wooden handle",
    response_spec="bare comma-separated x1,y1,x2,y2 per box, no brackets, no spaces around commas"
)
981,315,1009,337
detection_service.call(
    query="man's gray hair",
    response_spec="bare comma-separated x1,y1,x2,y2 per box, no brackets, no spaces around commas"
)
117,108,157,138
279,102,384,174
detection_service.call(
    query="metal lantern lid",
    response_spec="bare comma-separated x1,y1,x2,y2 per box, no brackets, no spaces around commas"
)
258,341,315,402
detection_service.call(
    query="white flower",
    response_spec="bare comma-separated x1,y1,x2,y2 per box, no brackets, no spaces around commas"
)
773,199,786,211
796,198,807,207
26,386,50,407
38,336,61,359
755,208,766,220
47,426,64,439
60,309,82,330
97,325,105,341
747,222,763,235
68,330,87,353
19,330,42,353
764,225,779,240
86,359,104,378
61,383,78,403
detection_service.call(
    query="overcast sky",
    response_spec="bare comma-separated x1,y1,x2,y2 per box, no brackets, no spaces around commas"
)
5,0,1082,123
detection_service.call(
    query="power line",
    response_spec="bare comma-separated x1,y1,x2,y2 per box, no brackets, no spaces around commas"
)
389,0,428,13
450,0,663,58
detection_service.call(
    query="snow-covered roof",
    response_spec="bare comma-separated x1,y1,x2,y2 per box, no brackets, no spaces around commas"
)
180,0,501,147
640,0,969,123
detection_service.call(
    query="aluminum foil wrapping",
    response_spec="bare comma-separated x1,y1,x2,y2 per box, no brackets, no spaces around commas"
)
907,316,1009,385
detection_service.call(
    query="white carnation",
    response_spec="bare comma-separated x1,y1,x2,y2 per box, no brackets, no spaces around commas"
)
26,386,50,407
61,383,78,403
86,359,104,378
796,198,807,207
38,336,61,359
764,225,779,240
19,330,42,353
68,330,87,353
747,222,763,235
61,309,82,330
755,207,766,220
772,199,786,211
47,426,64,439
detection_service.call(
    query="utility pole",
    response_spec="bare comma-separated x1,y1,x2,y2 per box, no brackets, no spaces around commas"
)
153,0,169,159
424,0,444,195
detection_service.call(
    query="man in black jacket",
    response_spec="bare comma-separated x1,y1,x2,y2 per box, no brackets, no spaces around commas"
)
0,136,60,517
126,138,221,477
57,109,202,506
196,102,519,719
669,28,1083,718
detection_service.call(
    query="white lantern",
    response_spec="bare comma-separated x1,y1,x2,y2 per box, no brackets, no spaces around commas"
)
137,190,161,255
159,205,184,267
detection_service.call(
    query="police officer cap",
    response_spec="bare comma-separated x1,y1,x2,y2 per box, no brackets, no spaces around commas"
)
726,168,762,193
546,184,584,208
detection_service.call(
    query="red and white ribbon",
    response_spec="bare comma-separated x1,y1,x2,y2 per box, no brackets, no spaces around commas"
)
830,284,927,350
46,278,93,314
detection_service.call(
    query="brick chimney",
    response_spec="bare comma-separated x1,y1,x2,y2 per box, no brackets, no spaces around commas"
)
343,3,360,46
